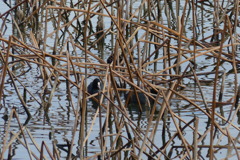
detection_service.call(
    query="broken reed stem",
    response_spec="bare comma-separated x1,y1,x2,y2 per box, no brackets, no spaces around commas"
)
79,0,93,159
40,141,55,160
68,77,84,160
13,109,33,160
219,71,226,122
189,65,210,114
226,129,240,159
138,88,162,158
0,109,14,160
210,15,227,160
161,90,192,159
0,36,12,102
193,116,199,160
1,1,240,159
25,128,48,160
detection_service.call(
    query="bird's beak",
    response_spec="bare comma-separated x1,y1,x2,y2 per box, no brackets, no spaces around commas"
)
97,82,101,89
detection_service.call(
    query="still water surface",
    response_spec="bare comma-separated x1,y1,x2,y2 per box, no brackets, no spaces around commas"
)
0,0,239,159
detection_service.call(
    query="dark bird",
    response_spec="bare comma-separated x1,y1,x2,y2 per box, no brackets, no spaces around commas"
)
87,78,101,95
87,78,101,109
125,91,146,105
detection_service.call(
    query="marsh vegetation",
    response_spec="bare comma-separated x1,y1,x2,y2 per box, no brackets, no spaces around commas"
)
0,0,240,159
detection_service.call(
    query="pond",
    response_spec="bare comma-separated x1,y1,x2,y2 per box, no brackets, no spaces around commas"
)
0,0,240,159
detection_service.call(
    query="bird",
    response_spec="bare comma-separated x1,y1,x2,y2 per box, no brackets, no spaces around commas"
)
87,78,101,109
125,91,146,106
87,78,101,95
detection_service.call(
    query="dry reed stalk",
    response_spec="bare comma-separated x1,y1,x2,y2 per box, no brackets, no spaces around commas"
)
0,36,12,102
117,39,144,111
0,109,14,160
224,129,240,160
46,2,101,37
79,0,93,158
193,116,199,160
46,74,59,106
162,89,192,159
6,62,31,118
142,38,169,65
219,71,226,121
189,65,210,114
2,51,109,77
109,68,168,158
170,89,239,136
209,15,228,160
191,0,197,69
66,49,77,113
98,69,109,159
11,14,24,42
157,118,197,159
11,36,80,88
153,43,239,75
149,21,239,60
225,129,240,159
107,67,128,158
0,0,27,18
1,0,240,159
25,128,48,160
138,88,162,158
152,83,178,159
173,145,240,149
212,107,240,148
101,76,112,157
21,0,48,25
111,69,157,103
142,21,150,69
216,110,240,131
40,141,55,160
67,76,84,160
5,125,30,151
12,109,33,159
43,7,48,52
224,16,239,123
139,39,238,66
9,131,40,160
98,0,151,94
74,43,106,64
176,0,188,75
88,24,113,50
52,141,61,160
151,64,190,144
109,66,126,110
107,118,125,159
79,77,86,159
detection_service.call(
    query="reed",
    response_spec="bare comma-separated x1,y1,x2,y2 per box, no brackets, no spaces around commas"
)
0,0,240,159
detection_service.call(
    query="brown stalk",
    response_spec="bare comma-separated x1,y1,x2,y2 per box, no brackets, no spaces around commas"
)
40,141,55,160
162,90,192,159
209,15,227,160
9,131,40,160
0,36,12,101
0,109,14,160
12,109,33,159
12,36,80,88
0,0,28,18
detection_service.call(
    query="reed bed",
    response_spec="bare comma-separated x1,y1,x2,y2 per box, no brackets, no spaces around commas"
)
0,0,240,159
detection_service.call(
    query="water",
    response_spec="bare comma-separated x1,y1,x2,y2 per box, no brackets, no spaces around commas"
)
0,0,240,159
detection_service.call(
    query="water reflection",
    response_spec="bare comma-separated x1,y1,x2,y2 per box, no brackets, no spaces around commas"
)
0,0,240,159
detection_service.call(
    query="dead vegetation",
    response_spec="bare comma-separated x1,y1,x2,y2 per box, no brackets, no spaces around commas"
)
0,0,240,159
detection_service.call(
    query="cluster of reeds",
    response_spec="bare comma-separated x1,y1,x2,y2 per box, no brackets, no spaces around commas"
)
0,0,240,159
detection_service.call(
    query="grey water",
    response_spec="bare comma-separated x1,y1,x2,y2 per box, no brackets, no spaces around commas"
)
0,0,239,159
